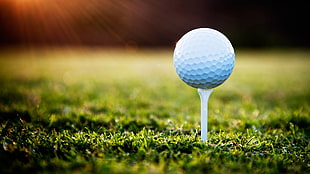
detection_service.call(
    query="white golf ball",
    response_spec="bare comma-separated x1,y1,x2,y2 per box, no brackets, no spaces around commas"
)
173,28,235,89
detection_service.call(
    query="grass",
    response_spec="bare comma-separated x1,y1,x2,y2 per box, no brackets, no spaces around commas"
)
0,48,309,173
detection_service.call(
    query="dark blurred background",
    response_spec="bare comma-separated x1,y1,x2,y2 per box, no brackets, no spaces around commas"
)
0,0,309,48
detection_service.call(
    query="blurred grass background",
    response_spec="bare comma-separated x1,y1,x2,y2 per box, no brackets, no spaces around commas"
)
0,48,309,128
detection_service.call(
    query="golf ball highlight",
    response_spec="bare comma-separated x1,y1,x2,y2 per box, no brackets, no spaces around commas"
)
173,28,235,89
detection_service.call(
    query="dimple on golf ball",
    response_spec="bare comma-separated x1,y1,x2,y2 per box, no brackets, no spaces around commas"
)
173,28,235,89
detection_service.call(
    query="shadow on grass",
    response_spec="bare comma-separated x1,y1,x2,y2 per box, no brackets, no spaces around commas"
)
44,115,164,133
0,111,31,123
0,110,165,134
0,149,31,173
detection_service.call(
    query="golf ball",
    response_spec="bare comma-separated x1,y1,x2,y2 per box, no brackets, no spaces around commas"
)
173,28,235,89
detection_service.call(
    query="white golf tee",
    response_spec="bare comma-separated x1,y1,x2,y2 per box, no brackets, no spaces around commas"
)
198,88,213,142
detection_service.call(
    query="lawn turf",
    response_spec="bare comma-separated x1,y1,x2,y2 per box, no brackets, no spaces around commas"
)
0,48,309,173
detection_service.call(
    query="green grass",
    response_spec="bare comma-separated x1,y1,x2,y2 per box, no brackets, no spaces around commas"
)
0,48,309,174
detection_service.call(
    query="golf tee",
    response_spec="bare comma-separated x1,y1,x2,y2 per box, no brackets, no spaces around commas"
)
198,88,213,142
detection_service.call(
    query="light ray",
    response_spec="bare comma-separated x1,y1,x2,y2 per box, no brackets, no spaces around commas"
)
3,0,174,47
